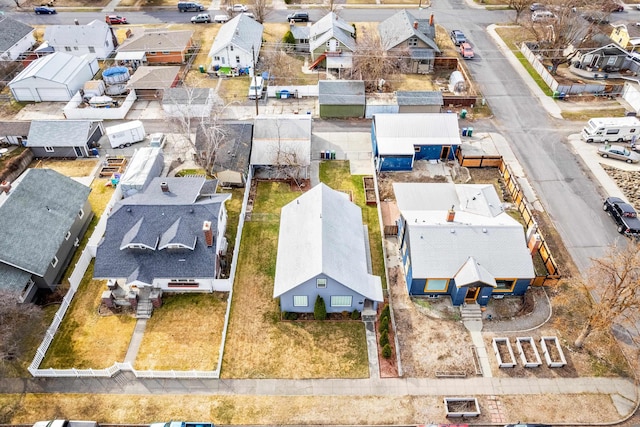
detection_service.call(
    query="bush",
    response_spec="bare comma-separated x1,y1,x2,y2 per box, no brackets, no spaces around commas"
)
283,30,295,44
381,303,390,320
380,330,389,347
379,315,389,333
314,296,327,320
283,311,298,321
350,309,360,320
382,344,392,359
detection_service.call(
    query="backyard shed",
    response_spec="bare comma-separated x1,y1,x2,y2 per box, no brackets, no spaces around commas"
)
119,146,165,197
318,80,365,118
397,91,443,113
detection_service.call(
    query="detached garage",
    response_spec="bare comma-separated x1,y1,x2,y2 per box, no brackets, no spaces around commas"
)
9,52,99,102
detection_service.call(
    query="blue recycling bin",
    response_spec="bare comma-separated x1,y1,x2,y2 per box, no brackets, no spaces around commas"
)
462,128,468,137
280,90,289,99
326,150,331,159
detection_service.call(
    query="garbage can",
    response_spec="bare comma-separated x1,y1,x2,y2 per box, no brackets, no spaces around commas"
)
281,90,289,99
91,148,99,156
276,91,281,99
552,91,560,99
199,65,205,73
326,150,331,159
467,127,474,137
460,109,468,119
462,127,468,137
331,150,336,160
320,151,325,159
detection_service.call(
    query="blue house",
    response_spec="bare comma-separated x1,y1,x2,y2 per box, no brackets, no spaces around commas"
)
273,183,383,314
394,183,534,306
371,113,461,172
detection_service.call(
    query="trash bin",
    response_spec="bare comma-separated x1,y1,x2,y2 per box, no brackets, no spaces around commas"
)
559,92,566,100
331,150,336,160
199,65,205,73
462,127,468,137
320,151,325,159
281,90,289,99
460,109,468,119
326,150,331,159
552,91,560,99
91,148,99,156
276,91,281,99
467,127,474,137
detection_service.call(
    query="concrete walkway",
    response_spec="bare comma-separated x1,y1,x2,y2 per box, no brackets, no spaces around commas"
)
124,319,147,364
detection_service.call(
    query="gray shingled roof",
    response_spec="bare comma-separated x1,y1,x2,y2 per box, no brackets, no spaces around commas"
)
290,25,310,40
127,66,180,89
208,14,264,59
0,263,32,294
44,20,111,52
0,121,31,137
377,10,439,53
27,120,98,147
94,177,230,283
196,123,253,175
396,91,443,106
0,16,34,54
318,80,365,105
118,29,193,52
309,12,356,53
0,168,91,276
163,87,212,105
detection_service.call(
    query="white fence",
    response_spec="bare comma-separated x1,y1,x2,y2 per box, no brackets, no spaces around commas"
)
266,85,319,98
87,185,123,257
64,90,137,120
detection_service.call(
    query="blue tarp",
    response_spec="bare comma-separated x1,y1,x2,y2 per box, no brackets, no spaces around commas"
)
103,66,129,77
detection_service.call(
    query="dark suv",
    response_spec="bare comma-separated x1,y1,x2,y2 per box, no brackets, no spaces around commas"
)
603,197,640,237
287,12,309,22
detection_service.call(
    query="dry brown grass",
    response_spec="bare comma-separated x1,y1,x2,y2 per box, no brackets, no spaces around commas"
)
218,77,251,104
89,178,116,214
29,158,99,177
134,293,228,370
263,23,289,43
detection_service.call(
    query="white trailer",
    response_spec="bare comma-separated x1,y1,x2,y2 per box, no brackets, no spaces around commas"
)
105,120,146,148
581,117,640,143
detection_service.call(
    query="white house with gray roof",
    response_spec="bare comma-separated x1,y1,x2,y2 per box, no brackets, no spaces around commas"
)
394,182,535,306
274,183,383,314
208,14,263,71
9,52,99,102
308,12,355,70
94,177,231,316
27,120,104,158
378,10,440,74
0,16,36,61
44,19,115,59
0,168,92,303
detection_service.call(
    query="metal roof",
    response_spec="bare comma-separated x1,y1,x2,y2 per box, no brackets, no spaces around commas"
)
318,80,365,105
396,91,443,106
163,87,212,105
208,14,264,59
273,183,383,302
27,120,98,147
373,113,460,155
10,52,93,85
0,168,91,276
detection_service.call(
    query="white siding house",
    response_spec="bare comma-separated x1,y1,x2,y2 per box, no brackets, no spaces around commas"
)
9,52,99,102
208,14,263,71
44,20,115,59
0,16,36,61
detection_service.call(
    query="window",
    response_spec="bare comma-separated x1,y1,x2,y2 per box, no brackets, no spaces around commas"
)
65,231,71,240
494,279,516,291
51,256,58,268
424,279,449,292
408,37,418,47
78,209,85,219
149,51,157,55
235,55,240,63
293,295,308,307
65,46,71,52
74,237,80,247
606,129,620,135
330,296,352,307
316,278,327,288
403,255,411,275
414,146,420,152
162,51,170,55
607,56,616,65
214,56,220,61
229,45,234,51
44,146,54,152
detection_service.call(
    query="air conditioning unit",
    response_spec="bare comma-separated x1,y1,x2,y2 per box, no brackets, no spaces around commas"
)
427,295,440,299
492,294,505,299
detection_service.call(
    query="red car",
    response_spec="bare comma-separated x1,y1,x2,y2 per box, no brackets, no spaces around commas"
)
105,15,128,24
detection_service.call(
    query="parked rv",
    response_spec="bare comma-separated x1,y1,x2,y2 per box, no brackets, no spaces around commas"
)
581,117,640,143
106,120,146,149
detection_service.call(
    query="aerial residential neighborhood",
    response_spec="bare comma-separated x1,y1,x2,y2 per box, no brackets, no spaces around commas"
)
1,0,640,425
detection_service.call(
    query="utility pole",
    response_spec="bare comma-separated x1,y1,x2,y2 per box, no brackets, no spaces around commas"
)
252,46,259,116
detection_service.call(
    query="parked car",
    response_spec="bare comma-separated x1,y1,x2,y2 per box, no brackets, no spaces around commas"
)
105,15,128,24
177,1,204,12
227,3,248,12
287,11,309,22
531,10,556,21
450,30,467,46
191,13,211,23
529,2,546,11
213,14,230,22
603,197,640,237
459,42,474,59
603,0,624,12
598,144,640,163
34,6,56,13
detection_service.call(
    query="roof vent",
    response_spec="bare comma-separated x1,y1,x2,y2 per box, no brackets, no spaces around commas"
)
482,228,487,233
160,181,169,192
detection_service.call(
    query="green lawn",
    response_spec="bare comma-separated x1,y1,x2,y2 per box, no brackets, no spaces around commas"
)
319,161,387,289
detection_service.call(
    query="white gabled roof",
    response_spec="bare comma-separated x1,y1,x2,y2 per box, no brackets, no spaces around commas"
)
44,20,111,49
10,52,92,85
374,113,461,156
454,257,497,288
273,183,383,302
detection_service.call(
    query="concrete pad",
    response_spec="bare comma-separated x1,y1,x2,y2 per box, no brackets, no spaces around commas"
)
15,102,66,120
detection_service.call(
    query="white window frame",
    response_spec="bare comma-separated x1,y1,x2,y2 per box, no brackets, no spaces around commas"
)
293,295,308,307
65,231,71,240
88,46,95,53
51,256,58,268
78,209,85,219
44,146,54,152
330,295,352,307
316,278,327,288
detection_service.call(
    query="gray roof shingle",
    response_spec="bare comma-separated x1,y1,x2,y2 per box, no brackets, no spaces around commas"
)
208,14,264,58
0,16,34,54
378,10,439,54
196,123,253,174
27,120,98,147
318,80,365,105
0,121,31,137
396,91,443,106
0,168,91,276
309,12,356,53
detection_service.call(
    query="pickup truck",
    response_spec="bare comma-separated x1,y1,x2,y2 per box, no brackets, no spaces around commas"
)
603,197,640,237
34,421,98,427
150,422,215,427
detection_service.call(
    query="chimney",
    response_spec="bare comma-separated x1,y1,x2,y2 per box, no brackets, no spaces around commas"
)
413,21,418,29
0,180,11,194
429,14,434,26
160,181,169,192
203,221,213,247
446,205,455,222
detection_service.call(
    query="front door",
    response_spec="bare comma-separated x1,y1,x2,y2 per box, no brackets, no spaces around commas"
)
465,286,479,303
440,146,451,160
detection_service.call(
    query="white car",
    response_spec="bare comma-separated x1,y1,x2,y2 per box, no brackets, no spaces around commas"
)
213,14,230,22
227,3,247,12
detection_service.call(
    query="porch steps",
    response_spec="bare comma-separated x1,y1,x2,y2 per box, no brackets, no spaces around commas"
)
135,299,153,319
460,303,483,321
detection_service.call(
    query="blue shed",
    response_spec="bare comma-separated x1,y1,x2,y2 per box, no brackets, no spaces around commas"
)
372,113,461,172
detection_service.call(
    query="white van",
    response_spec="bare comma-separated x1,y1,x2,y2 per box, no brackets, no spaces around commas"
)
532,10,556,21
248,76,264,100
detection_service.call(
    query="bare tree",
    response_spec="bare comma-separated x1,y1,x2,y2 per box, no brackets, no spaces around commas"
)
267,118,307,187
351,26,409,92
511,0,532,24
574,242,640,348
261,43,301,85
251,0,271,23
0,291,43,369
196,114,228,174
